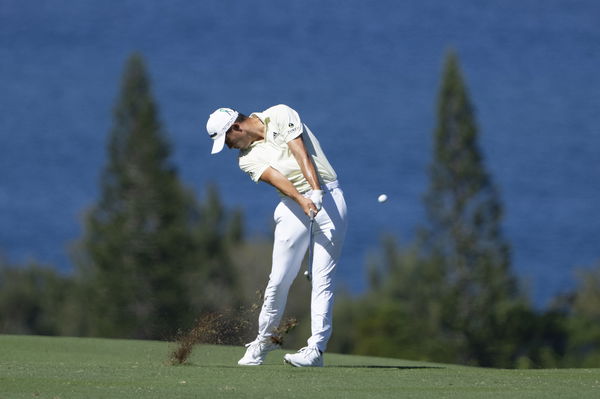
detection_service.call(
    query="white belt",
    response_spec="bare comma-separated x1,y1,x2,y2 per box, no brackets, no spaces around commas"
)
305,180,340,195
323,180,340,191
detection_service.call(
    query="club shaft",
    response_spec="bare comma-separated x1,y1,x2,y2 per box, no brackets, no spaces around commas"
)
306,216,315,281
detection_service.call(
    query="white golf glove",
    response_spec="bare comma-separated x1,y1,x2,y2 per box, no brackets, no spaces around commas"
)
310,189,324,211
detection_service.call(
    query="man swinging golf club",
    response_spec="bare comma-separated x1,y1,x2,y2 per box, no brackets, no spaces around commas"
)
206,104,348,367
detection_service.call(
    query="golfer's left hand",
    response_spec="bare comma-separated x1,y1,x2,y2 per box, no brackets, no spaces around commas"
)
309,190,323,211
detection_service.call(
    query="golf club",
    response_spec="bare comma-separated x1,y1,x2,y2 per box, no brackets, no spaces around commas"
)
304,210,315,281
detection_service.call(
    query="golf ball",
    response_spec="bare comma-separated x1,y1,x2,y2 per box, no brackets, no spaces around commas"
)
377,194,388,203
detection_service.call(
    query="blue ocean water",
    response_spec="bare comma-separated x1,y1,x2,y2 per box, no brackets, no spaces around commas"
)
1,0,599,307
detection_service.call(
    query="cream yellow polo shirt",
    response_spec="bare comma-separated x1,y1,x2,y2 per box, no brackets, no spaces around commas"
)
238,104,337,194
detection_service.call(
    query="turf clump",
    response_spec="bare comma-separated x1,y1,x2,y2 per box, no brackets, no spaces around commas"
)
169,302,297,365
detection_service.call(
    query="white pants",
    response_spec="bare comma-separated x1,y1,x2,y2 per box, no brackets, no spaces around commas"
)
256,181,348,352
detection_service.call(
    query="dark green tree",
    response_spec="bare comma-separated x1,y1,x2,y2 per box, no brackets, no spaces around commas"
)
329,239,459,363
330,51,570,368
0,258,73,335
76,54,240,340
182,184,245,316
563,263,600,367
328,51,580,368
420,50,523,366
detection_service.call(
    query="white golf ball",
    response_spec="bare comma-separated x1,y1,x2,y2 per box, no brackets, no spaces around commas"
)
377,194,388,203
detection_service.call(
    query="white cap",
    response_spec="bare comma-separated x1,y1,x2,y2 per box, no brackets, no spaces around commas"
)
206,108,239,154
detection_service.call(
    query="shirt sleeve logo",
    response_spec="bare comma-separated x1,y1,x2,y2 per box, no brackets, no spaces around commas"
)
286,123,302,135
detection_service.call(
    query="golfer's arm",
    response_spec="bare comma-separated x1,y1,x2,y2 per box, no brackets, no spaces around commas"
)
287,136,321,191
259,167,304,202
260,167,317,217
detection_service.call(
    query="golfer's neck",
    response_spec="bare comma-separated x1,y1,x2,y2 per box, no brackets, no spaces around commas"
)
248,116,266,142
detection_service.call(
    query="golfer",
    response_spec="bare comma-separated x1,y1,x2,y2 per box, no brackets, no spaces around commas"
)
206,104,348,367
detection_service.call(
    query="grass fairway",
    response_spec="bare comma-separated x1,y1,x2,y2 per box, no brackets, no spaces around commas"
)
1,335,599,398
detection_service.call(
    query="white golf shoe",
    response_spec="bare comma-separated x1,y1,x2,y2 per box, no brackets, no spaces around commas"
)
237,338,280,366
283,346,324,367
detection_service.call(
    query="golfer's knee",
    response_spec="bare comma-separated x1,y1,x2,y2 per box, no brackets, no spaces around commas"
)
266,273,294,294
274,235,303,252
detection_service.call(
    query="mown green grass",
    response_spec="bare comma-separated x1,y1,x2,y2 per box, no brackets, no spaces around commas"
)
1,335,599,398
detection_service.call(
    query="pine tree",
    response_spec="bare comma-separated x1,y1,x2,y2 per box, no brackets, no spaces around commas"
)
420,50,521,366
77,54,232,339
330,51,562,368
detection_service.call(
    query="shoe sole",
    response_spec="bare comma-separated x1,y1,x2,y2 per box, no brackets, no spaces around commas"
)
238,342,281,366
284,357,299,367
283,356,323,367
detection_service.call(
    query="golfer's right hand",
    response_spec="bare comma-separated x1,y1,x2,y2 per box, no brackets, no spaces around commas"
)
299,196,319,218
